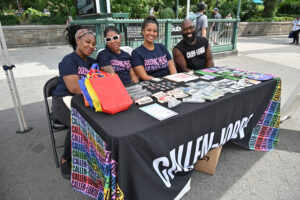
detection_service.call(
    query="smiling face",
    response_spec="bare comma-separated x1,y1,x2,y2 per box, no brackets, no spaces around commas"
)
76,33,96,58
105,30,121,54
181,20,196,44
142,22,158,44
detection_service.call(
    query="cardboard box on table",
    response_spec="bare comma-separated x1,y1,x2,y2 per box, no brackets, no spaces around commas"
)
194,146,222,175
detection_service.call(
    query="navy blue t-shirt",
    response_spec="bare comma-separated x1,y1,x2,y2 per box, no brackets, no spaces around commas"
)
52,52,96,96
97,47,132,85
131,43,172,78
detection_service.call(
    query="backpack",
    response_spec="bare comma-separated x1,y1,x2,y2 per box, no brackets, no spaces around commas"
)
195,13,204,36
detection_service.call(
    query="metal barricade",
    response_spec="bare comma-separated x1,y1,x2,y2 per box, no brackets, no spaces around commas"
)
70,18,238,56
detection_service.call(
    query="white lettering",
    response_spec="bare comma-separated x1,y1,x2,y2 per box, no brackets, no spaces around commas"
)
153,113,254,187
231,120,241,139
153,157,171,188
201,132,214,157
192,137,203,164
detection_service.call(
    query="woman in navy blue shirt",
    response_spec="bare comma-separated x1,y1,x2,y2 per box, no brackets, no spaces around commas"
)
52,25,96,179
97,26,138,85
131,16,177,80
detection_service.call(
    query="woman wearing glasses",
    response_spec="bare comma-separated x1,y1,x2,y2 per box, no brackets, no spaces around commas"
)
52,25,97,179
97,26,138,85
131,16,177,80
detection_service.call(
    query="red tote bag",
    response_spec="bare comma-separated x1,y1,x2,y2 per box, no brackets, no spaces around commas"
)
88,70,133,115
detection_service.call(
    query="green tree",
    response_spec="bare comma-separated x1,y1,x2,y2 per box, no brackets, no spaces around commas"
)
278,0,300,15
159,7,175,19
263,0,278,17
111,0,152,18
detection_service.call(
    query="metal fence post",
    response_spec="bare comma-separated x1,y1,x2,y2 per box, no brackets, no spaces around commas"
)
0,22,32,133
232,0,242,50
165,19,172,52
95,24,102,52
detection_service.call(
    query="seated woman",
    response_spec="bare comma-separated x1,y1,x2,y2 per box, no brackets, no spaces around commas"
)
97,26,138,85
131,16,177,80
52,25,97,179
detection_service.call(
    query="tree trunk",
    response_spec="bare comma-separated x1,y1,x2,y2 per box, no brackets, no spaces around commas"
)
263,0,278,18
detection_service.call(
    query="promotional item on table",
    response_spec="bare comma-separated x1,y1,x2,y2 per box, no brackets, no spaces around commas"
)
78,66,274,120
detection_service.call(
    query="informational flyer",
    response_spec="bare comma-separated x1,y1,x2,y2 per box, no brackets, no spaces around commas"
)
139,103,178,121
164,73,199,82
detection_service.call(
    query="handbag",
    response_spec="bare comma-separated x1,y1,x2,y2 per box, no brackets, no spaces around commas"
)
79,77,94,108
87,69,133,115
288,31,293,38
85,74,103,112
78,63,101,108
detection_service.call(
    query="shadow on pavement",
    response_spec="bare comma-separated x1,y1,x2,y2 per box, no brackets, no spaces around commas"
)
238,36,290,45
183,127,300,200
276,128,300,153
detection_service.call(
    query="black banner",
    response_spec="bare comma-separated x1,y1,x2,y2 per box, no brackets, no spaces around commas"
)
126,24,143,41
171,23,182,36
71,79,277,200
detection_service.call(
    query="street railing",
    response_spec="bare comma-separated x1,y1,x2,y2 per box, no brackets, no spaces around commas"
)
70,18,238,57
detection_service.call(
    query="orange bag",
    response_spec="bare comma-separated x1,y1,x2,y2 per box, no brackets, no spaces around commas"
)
87,69,133,114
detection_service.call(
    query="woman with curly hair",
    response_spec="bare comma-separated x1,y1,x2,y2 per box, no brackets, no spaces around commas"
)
52,25,97,179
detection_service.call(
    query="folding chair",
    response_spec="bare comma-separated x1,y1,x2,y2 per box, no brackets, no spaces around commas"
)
43,76,68,168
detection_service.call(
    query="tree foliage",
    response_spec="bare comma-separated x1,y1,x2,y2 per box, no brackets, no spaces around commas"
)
263,0,277,17
159,7,175,19
111,0,153,18
278,0,300,15
0,0,75,16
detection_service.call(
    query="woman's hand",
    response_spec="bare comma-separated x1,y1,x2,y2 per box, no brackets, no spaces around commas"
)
168,60,177,74
130,68,139,83
133,65,155,81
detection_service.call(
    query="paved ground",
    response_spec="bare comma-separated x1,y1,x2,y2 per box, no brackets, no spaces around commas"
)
0,36,299,200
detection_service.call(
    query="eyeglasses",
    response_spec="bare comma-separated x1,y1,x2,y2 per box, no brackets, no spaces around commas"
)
104,35,120,43
75,29,96,39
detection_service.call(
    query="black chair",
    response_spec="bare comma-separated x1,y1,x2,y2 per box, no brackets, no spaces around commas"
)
43,76,68,168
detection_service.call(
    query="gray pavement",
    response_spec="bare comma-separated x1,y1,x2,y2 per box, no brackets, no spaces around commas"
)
0,35,299,200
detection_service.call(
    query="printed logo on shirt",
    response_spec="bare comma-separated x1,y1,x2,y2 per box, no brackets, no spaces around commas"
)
144,55,168,71
78,66,90,79
186,47,205,59
111,59,131,72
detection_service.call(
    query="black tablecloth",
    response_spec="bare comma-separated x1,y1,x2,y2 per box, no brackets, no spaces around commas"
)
71,78,277,200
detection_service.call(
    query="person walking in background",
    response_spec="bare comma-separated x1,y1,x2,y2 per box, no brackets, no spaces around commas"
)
173,19,214,72
225,13,232,37
97,26,138,85
66,16,73,27
290,16,300,45
131,16,177,80
195,1,208,38
210,8,222,45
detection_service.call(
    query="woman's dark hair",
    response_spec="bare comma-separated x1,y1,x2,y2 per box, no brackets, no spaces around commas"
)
104,25,120,37
141,16,159,35
64,25,83,50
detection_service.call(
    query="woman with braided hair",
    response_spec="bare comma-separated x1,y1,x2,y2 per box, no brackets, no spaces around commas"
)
52,25,97,179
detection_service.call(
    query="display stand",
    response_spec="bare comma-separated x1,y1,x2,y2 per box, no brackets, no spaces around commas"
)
280,84,300,122
0,22,32,133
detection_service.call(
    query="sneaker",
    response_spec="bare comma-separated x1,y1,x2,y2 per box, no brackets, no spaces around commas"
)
290,42,295,44
61,160,71,179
